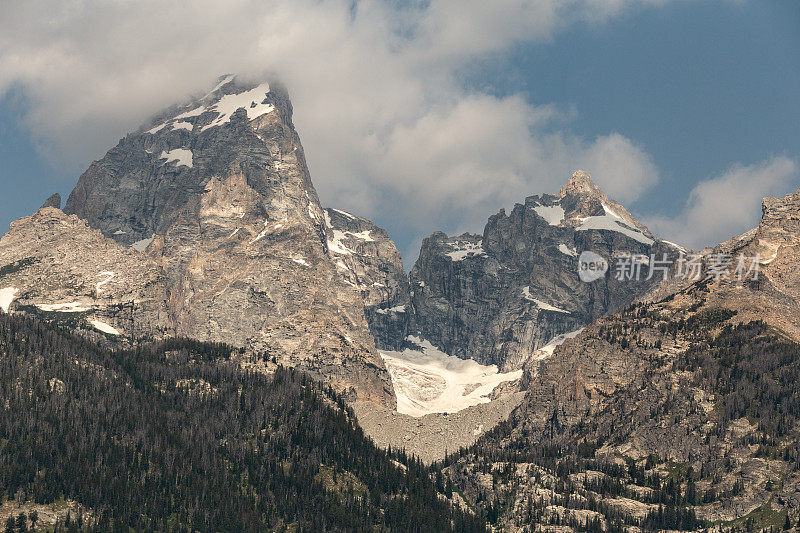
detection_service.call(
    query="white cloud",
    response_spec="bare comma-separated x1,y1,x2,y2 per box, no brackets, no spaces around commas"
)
0,0,673,246
646,156,799,250
578,133,659,203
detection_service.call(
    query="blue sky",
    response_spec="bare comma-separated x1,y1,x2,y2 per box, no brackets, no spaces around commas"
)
480,0,800,220
0,0,798,261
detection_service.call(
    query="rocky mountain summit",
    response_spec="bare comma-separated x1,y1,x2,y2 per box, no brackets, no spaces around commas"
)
1,76,401,405
2,72,799,532
409,171,679,370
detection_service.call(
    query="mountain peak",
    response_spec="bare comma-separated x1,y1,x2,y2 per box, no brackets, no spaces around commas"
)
559,170,604,199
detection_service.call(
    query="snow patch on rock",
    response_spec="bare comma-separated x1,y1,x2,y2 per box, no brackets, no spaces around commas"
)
662,240,687,253
558,243,577,257
445,242,486,261
172,121,193,131
576,204,654,245
533,204,565,226
201,83,274,131
131,235,155,252
533,328,585,360
174,106,206,120
96,271,116,293
324,211,355,255
159,149,193,168
375,305,406,315
90,320,121,336
147,122,167,134
36,302,92,313
0,287,19,313
521,286,570,313
331,208,356,219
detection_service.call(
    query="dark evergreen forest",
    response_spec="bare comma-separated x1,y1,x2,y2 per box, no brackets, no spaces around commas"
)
0,314,486,532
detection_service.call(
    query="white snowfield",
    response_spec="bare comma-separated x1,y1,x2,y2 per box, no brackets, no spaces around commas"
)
36,302,93,312
0,287,19,313
445,241,486,261
147,82,274,135
375,305,407,315
146,122,167,134
346,230,374,241
96,271,116,293
380,336,522,417
201,83,274,131
576,203,654,245
172,121,193,131
159,149,193,168
90,320,121,336
323,211,374,255
174,105,206,120
331,208,357,219
662,240,688,253
147,120,194,134
521,286,570,313
533,203,565,226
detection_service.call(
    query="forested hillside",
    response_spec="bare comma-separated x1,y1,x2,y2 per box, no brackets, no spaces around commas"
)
444,303,800,531
0,314,486,532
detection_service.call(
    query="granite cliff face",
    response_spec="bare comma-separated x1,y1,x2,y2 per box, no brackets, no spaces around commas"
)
1,76,399,405
65,78,303,247
409,171,679,370
0,207,171,339
322,208,411,349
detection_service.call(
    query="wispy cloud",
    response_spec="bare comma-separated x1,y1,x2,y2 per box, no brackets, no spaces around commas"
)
646,156,799,250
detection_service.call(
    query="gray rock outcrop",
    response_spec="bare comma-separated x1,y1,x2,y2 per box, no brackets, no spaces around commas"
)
448,185,800,529
0,207,172,339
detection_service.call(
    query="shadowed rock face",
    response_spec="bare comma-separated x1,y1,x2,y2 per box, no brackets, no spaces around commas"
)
40,193,61,210
4,77,397,406
409,171,680,369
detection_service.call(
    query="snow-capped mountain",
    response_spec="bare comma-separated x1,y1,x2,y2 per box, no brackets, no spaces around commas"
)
1,76,411,406
408,170,681,370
